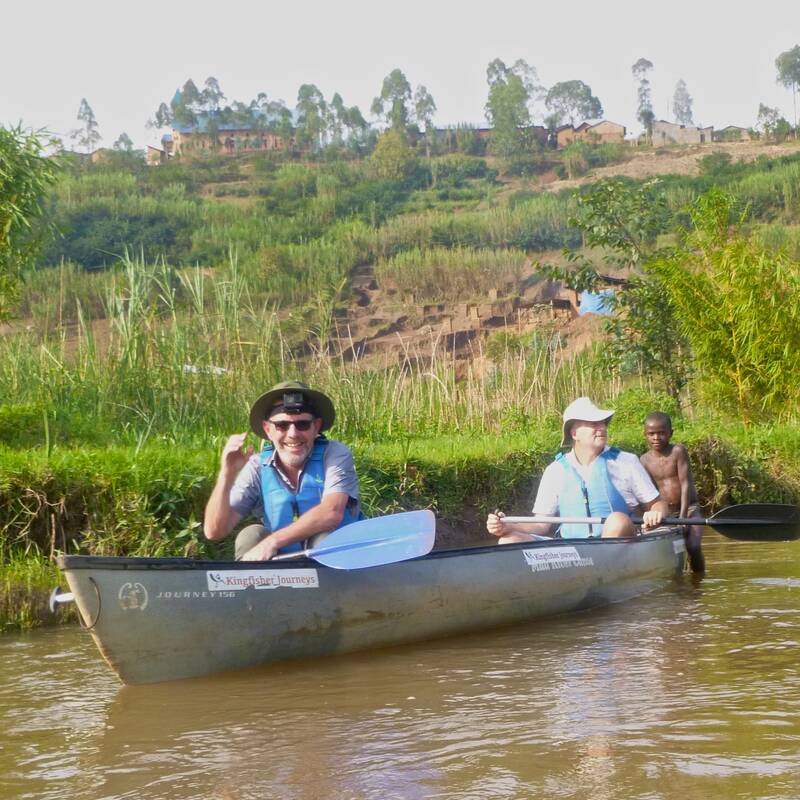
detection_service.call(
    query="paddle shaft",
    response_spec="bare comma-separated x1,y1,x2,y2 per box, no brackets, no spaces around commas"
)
502,515,786,527
501,503,800,541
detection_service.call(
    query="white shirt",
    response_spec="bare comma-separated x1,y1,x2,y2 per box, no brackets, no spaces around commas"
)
532,447,659,516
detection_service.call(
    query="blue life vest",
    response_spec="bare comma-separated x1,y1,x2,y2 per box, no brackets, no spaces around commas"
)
259,439,360,553
554,447,629,538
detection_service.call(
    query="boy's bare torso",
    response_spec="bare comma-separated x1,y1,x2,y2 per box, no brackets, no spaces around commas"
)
640,444,698,513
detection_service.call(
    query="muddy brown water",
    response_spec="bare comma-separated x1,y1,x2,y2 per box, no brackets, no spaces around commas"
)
3,532,800,800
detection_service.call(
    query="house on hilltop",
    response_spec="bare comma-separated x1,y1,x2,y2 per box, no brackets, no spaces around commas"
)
651,120,713,146
164,113,290,157
714,125,752,142
555,120,626,149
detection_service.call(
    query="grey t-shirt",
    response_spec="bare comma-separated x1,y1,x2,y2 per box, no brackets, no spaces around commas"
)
229,439,360,528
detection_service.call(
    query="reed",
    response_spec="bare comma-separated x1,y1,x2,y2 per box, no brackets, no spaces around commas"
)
375,246,533,302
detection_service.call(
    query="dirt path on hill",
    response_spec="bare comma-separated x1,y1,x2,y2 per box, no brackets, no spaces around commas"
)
542,140,800,192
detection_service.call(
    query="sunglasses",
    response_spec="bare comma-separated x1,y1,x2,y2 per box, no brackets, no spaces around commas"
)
269,419,315,432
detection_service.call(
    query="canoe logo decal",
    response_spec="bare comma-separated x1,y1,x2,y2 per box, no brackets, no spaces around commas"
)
118,582,149,611
206,570,320,591
522,547,594,573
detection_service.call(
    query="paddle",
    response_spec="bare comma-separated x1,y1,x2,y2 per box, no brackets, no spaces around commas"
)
502,503,800,542
272,509,436,569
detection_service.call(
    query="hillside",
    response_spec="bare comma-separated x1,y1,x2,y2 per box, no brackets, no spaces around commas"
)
323,140,800,368
9,138,800,372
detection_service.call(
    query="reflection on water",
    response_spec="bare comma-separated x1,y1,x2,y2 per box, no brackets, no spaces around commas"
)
3,533,800,800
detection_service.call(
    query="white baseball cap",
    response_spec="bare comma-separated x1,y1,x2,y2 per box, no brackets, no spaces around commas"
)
561,397,615,447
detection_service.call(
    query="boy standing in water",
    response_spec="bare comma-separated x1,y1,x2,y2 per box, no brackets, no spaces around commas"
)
640,411,705,572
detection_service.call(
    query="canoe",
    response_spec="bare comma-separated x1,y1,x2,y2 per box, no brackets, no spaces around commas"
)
56,529,686,684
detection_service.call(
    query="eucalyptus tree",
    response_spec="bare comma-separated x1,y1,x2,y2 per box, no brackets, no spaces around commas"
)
484,58,541,157
756,103,791,141
544,80,603,126
201,76,226,112
775,44,800,133
71,98,101,152
296,84,328,151
0,125,60,318
150,102,173,129
252,93,293,136
341,105,370,155
371,69,413,130
413,85,437,157
172,79,201,127
672,79,694,125
327,93,347,144
631,58,655,136
113,132,134,151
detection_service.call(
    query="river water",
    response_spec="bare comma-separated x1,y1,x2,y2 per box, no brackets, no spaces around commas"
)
2,532,800,800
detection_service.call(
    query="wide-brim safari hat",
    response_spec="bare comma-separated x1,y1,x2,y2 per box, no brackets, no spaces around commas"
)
560,397,614,448
249,381,336,438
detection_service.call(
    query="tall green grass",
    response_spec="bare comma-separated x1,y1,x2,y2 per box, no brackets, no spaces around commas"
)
1,252,620,449
375,246,533,301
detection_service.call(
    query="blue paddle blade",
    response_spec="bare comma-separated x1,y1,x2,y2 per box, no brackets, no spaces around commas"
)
305,510,436,569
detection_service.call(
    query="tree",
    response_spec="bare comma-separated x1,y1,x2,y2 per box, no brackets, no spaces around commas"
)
413,85,437,158
631,58,655,136
150,102,173,129
544,80,603,127
369,128,414,180
756,103,791,141
295,84,328,151
775,44,800,134
113,132,134,151
651,190,800,420
484,58,541,158
672,79,694,125
371,69,413,130
327,93,346,145
70,98,101,153
171,79,201,128
0,125,60,318
341,105,370,155
538,178,689,399
201,76,225,112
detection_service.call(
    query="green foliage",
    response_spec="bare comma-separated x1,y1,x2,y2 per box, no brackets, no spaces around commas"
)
573,178,669,266
757,103,792,142
375,246,531,302
369,129,417,182
430,155,495,187
0,125,61,317
484,58,539,158
372,69,413,131
672,79,694,125
552,179,690,398
632,58,655,134
698,151,734,178
775,44,800,129
650,189,800,421
609,386,681,428
544,80,603,127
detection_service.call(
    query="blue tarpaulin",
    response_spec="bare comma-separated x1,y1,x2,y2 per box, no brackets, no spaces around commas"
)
579,289,615,315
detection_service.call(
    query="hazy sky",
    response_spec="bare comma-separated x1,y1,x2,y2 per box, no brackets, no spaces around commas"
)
3,0,798,149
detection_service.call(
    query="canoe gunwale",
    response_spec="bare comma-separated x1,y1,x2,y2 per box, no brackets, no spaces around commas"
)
56,527,683,571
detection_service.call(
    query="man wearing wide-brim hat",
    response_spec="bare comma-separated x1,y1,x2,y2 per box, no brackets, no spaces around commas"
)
487,397,668,541
204,381,361,561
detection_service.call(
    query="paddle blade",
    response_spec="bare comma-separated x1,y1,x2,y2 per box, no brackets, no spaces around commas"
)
708,503,800,541
309,510,436,569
